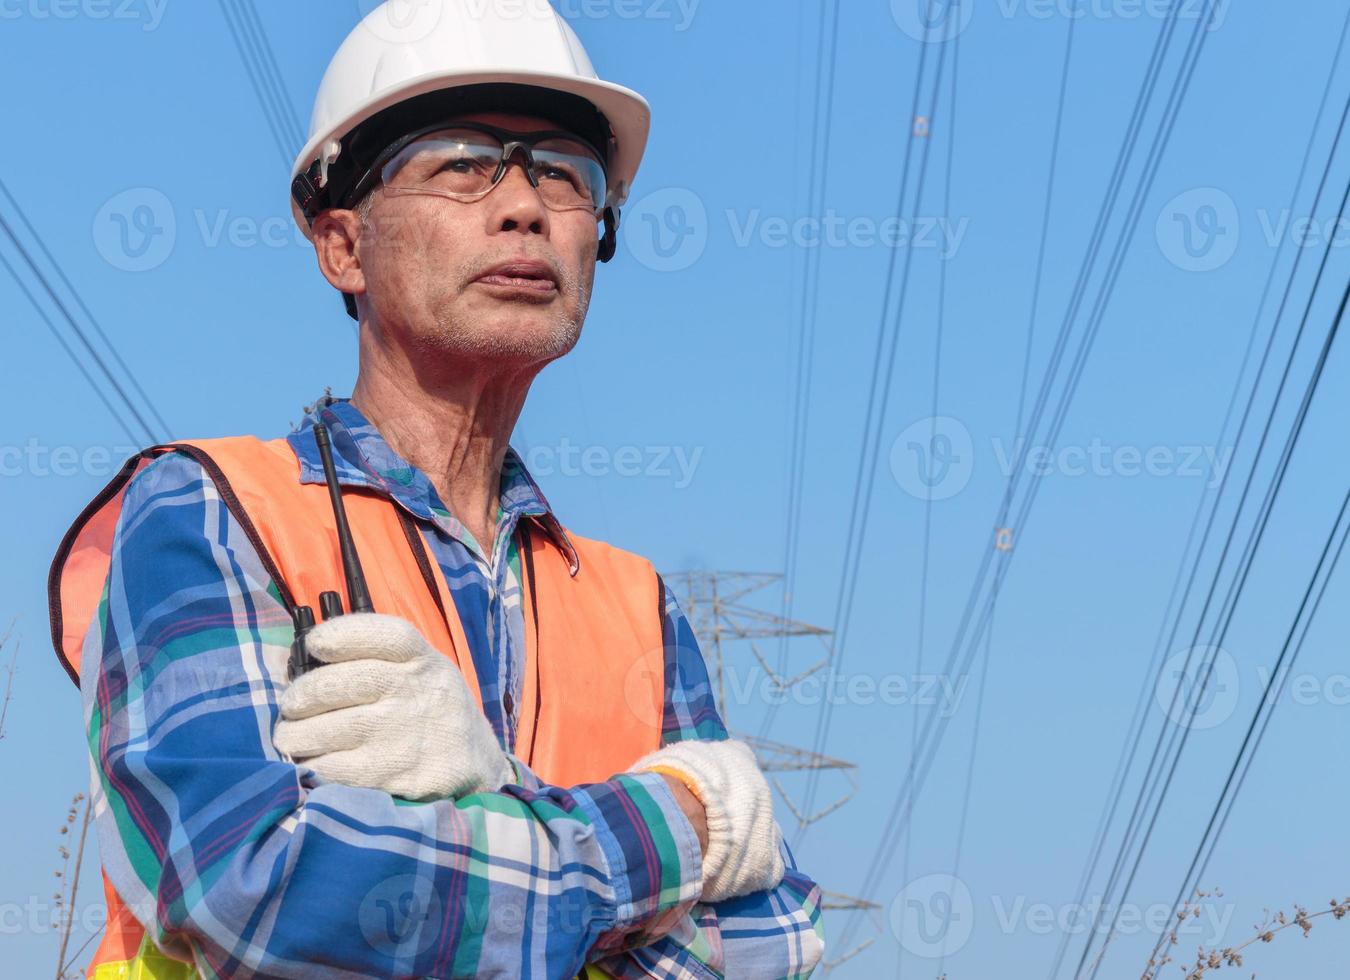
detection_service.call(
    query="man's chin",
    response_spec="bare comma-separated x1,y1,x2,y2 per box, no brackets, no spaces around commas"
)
441,307,581,362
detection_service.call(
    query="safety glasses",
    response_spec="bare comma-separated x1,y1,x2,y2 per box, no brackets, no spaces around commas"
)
366,122,608,217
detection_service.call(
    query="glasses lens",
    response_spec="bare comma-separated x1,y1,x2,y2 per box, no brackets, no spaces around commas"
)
530,138,607,212
378,129,607,213
381,130,503,197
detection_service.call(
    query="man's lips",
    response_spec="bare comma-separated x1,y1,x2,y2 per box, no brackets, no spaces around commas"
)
473,260,559,294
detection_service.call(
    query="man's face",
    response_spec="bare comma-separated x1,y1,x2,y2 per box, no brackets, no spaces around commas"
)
329,111,602,366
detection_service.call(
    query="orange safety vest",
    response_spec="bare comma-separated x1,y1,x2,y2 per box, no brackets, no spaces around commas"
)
49,437,668,979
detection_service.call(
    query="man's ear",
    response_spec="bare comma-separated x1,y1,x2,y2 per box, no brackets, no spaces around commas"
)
312,208,367,298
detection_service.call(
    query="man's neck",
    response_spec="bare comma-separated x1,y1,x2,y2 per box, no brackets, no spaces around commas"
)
351,340,537,557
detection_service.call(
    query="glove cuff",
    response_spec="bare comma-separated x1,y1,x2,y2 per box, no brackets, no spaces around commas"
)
634,739,752,896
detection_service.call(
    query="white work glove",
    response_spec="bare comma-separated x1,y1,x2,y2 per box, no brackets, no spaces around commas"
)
633,739,786,903
273,613,514,802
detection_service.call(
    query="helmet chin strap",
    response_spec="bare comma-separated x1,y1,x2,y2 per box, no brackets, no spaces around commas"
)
598,206,619,263
343,206,622,321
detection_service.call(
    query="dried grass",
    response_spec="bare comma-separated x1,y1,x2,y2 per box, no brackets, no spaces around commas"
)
1143,888,1350,979
52,793,92,979
0,618,18,742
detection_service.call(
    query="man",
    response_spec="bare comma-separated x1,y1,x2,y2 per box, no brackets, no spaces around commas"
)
49,2,824,977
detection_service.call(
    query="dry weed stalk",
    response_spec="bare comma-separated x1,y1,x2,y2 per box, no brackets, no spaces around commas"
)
53,793,92,980
1142,888,1350,979
0,618,18,741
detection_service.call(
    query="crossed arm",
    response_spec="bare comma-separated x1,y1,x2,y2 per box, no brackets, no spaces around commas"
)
84,452,823,977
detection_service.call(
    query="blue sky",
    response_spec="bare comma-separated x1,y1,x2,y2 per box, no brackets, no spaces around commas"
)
3,1,1350,977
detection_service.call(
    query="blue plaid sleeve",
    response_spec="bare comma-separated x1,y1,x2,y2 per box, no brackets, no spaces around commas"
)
589,583,827,978
83,452,703,978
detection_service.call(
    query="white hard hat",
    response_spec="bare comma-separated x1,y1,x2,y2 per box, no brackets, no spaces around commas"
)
290,0,651,239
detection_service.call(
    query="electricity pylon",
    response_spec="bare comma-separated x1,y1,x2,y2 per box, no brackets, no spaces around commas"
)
664,571,878,965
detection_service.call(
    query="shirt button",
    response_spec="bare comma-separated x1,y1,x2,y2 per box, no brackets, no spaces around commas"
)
503,692,515,717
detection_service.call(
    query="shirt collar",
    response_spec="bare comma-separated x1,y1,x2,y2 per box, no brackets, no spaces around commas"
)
286,395,579,573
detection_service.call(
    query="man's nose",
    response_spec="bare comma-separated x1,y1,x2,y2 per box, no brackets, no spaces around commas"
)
488,156,551,238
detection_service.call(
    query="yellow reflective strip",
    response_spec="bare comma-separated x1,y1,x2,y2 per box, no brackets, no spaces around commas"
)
90,941,197,980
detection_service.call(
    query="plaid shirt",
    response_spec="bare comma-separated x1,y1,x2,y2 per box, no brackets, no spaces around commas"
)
82,397,824,979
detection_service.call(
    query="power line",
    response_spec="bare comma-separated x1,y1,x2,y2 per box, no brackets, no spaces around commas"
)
0,206,164,444
1070,74,1350,971
833,0,1217,953
216,0,303,169
0,247,139,444
1045,15,1350,973
0,178,171,439
898,9,963,975
1077,173,1350,977
771,0,843,741
1014,15,1079,446
796,1,953,836
236,0,306,140
931,12,1081,976
1144,473,1350,975
934,575,996,978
